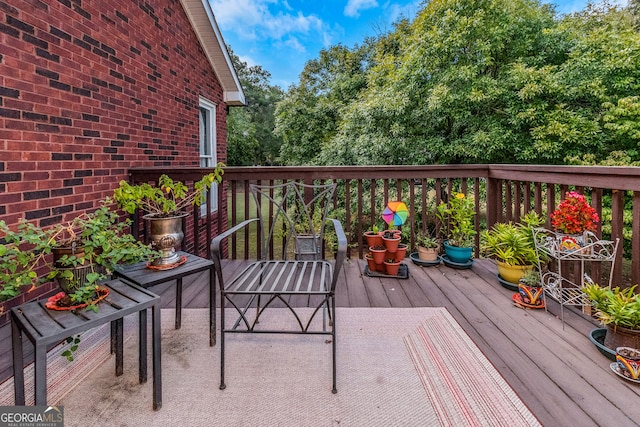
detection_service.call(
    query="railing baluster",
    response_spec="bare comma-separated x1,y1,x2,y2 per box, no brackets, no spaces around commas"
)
611,189,624,285
534,182,543,215
505,180,513,223
514,180,522,222
546,184,555,229
633,192,640,285
230,181,237,259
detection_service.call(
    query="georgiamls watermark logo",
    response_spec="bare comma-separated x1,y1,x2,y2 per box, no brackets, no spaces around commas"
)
0,406,64,427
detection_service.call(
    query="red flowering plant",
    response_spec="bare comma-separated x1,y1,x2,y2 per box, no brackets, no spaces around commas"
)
550,192,599,235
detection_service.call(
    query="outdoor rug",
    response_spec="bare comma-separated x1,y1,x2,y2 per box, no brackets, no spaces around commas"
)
0,320,136,406
57,307,540,426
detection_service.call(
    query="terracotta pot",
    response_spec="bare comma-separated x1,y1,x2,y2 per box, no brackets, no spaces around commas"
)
417,246,439,261
496,261,533,284
364,231,383,248
369,246,387,265
382,235,400,253
605,324,640,351
365,253,377,271
384,259,401,276
394,243,408,262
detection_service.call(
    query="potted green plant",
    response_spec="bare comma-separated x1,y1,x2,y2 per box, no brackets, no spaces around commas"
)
363,223,383,248
113,165,224,265
383,256,401,276
584,284,640,352
481,212,545,284
437,192,476,263
415,230,439,262
51,199,159,310
1,199,157,311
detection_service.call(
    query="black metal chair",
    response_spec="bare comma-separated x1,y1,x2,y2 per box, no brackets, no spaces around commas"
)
211,181,347,393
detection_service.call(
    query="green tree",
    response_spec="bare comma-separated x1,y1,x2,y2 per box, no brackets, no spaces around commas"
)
274,42,375,165
333,0,560,164
227,48,284,166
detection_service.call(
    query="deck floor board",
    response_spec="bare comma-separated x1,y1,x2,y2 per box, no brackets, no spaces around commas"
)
1,257,637,427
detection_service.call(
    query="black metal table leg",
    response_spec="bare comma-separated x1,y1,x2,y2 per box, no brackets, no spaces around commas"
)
152,304,162,410
175,277,182,329
139,309,147,384
11,317,25,405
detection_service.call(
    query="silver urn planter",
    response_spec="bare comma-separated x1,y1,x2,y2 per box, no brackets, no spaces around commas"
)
144,212,187,266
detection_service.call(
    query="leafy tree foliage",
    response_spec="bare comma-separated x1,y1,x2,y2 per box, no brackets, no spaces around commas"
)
274,42,376,165
275,0,640,166
227,48,284,165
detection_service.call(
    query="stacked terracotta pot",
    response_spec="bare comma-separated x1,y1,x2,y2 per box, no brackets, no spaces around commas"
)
364,230,407,276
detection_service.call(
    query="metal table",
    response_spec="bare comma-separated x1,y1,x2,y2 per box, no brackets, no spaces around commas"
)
12,279,162,410
114,251,216,346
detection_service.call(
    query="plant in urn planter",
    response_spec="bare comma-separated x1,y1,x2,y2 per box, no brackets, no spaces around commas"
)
114,165,224,266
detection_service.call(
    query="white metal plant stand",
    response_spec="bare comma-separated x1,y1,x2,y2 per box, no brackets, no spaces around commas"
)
533,228,619,327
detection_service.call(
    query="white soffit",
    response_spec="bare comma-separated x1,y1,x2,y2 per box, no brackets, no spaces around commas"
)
180,0,246,106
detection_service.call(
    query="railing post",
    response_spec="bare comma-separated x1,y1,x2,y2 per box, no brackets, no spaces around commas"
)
611,189,624,287
486,176,499,230
633,192,640,285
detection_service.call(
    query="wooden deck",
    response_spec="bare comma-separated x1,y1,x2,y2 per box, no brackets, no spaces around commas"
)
2,257,639,426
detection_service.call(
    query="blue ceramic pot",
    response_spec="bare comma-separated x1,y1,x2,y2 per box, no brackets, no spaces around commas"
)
443,240,473,263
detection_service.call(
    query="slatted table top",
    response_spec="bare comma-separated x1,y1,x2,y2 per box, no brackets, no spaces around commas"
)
114,252,214,288
11,279,160,345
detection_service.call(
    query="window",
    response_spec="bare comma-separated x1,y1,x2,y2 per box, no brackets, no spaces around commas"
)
199,97,217,214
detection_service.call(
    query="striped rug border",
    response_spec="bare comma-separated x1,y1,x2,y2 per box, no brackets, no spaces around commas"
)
404,310,542,427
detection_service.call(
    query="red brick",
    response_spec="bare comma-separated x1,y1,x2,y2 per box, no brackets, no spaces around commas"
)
7,140,35,152
0,193,22,204
6,162,37,171
7,201,38,213
25,172,52,181
6,120,35,131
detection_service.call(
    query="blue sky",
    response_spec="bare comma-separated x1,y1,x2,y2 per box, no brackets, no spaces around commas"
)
210,0,629,89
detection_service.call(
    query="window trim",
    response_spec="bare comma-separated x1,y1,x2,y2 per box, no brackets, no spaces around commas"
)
199,97,217,215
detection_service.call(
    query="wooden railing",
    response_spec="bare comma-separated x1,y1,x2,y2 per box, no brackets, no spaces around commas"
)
128,164,640,286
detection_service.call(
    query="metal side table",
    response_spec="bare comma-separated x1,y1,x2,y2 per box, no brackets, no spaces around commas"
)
114,251,216,346
12,279,162,410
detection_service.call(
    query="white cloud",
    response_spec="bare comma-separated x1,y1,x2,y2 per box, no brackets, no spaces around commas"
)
211,0,325,41
386,1,421,23
283,37,306,53
544,0,628,15
344,0,379,18
238,54,258,67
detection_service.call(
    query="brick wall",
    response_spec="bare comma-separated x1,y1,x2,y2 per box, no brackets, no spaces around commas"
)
0,0,228,314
